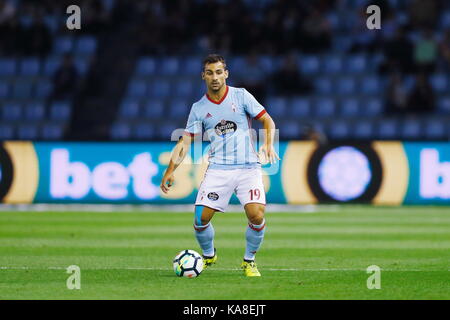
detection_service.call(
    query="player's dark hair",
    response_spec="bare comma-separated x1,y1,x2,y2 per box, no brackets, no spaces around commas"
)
203,54,227,71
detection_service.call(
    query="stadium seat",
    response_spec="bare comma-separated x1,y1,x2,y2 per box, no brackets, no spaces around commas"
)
174,80,193,97
157,122,183,140
438,97,450,114
353,120,374,139
340,98,360,117
119,100,140,119
50,101,72,121
53,36,74,54
0,81,9,99
364,98,383,117
265,97,287,119
300,56,320,75
34,80,53,98
0,123,14,140
43,57,59,76
148,80,170,98
322,55,343,74
41,123,64,140
401,119,422,139
259,56,278,74
346,55,367,73
168,100,189,119
424,119,446,139
314,98,336,118
329,121,350,140
19,58,41,76
280,121,301,139
184,57,202,75
44,15,59,33
430,74,448,93
360,76,382,95
160,57,180,75
136,57,157,76
315,77,333,94
0,59,16,77
12,80,34,99
17,124,39,140
377,119,398,139
75,36,97,55
133,122,157,140
24,102,46,121
291,98,311,118
337,77,356,95
110,122,131,140
127,80,147,98
2,103,22,121
143,100,165,118
74,57,89,75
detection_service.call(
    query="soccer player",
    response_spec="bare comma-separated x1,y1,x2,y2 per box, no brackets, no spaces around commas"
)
160,54,279,277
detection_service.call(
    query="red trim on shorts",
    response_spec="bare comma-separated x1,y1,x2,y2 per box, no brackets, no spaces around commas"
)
254,109,267,120
206,86,229,105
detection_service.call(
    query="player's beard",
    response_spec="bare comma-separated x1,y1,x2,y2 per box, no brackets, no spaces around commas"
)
210,81,224,92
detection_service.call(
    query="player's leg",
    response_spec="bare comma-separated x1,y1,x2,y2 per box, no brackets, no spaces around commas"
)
194,169,234,268
235,168,266,276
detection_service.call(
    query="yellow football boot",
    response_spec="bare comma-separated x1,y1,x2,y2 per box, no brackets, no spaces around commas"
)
203,249,217,269
241,260,261,277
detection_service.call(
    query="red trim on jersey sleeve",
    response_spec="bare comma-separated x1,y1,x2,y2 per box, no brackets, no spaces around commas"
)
254,109,267,120
206,86,229,105
184,131,197,137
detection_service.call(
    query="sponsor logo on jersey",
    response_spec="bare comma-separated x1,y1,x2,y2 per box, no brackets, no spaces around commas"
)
207,192,219,201
214,120,237,137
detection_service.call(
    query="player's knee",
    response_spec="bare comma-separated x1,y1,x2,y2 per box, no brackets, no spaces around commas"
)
248,207,265,225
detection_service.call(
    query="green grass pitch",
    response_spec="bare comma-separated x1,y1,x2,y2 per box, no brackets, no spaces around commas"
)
0,206,449,300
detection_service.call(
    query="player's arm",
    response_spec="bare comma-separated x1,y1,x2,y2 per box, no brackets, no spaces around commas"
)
160,134,193,193
257,112,280,164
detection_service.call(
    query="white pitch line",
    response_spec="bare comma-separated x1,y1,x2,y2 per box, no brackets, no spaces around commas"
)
0,266,446,272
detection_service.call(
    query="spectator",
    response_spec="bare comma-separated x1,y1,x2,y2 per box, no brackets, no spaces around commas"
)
51,53,79,100
413,28,438,74
385,72,409,114
269,54,313,96
0,0,15,25
0,14,26,55
300,9,332,53
439,29,450,70
380,26,414,74
407,73,436,114
23,13,52,57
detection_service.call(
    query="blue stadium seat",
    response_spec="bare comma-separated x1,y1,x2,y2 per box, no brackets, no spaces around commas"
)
314,98,336,118
75,36,97,55
134,122,157,140
340,98,360,117
228,57,246,75
300,56,320,75
377,119,398,139
157,122,183,140
17,124,38,140
127,80,147,98
43,57,59,76
280,121,301,139
364,98,383,116
110,122,131,140
2,103,22,121
322,55,343,74
430,74,448,93
0,81,9,99
424,119,446,139
41,123,64,140
174,80,193,97
346,55,367,73
160,57,180,75
148,80,170,98
12,80,33,99
315,77,333,94
329,121,350,140
184,57,202,75
44,15,59,33
360,76,382,95
136,57,156,76
119,99,140,119
24,102,46,121
353,120,374,139
401,119,422,139
438,97,450,114
168,100,189,119
53,36,74,54
0,59,16,76
50,101,72,121
35,80,53,98
291,98,311,118
265,97,287,118
74,57,89,75
259,56,278,74
337,77,356,95
143,100,165,118
440,10,450,28
0,123,14,140
19,58,41,76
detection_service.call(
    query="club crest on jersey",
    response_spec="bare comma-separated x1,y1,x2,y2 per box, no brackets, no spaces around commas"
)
207,192,219,201
206,112,212,118
214,120,237,137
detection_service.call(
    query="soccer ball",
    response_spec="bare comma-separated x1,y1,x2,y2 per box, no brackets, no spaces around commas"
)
173,249,204,278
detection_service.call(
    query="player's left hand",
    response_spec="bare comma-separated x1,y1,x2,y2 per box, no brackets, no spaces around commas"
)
259,144,280,164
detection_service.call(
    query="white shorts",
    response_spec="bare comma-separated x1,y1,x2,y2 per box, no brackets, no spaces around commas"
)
195,168,266,212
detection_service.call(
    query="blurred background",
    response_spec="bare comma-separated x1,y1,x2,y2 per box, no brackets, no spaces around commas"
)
1,0,450,142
